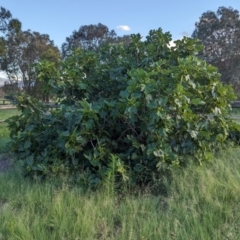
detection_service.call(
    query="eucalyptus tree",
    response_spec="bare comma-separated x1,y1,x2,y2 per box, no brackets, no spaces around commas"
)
192,6,240,95
1,30,60,101
0,6,21,62
0,6,21,34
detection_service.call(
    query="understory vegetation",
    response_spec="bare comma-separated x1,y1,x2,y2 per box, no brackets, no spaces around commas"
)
1,147,240,239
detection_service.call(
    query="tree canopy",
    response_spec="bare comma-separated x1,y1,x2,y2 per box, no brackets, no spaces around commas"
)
192,6,240,96
1,30,60,100
0,6,21,34
62,23,131,58
0,6,21,58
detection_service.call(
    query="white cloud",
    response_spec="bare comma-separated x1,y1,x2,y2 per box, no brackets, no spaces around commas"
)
168,40,176,48
116,25,131,31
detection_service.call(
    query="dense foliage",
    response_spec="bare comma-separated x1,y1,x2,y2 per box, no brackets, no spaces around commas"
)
7,28,237,187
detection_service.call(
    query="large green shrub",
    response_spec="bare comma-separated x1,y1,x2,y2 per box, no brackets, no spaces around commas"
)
7,29,236,187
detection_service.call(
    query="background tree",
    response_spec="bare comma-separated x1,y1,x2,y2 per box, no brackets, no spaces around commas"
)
0,6,21,33
0,6,21,64
62,23,131,58
1,30,60,101
192,6,240,96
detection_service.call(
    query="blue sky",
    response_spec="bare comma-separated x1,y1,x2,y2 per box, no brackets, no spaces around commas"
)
1,0,240,49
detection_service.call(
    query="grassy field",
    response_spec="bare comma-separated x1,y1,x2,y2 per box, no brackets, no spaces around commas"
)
1,109,240,239
1,149,240,239
0,109,19,120
0,109,19,153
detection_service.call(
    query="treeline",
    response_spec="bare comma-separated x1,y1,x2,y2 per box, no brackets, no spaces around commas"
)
0,6,240,99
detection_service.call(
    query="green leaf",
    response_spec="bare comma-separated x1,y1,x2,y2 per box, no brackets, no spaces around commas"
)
24,140,31,149
26,155,34,165
176,84,184,93
145,94,153,102
189,130,198,139
78,83,87,90
191,98,205,105
119,90,129,98
153,149,164,157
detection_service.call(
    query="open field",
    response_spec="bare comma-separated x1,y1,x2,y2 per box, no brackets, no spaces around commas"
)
1,108,240,239
0,109,19,153
0,109,19,120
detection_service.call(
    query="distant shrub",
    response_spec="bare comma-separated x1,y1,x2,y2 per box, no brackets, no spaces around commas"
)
7,28,237,188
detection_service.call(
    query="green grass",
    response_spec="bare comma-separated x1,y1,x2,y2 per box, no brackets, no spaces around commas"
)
1,148,240,239
0,109,19,153
0,109,19,120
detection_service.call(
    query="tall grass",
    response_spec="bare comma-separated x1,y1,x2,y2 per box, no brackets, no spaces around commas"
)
1,147,240,239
